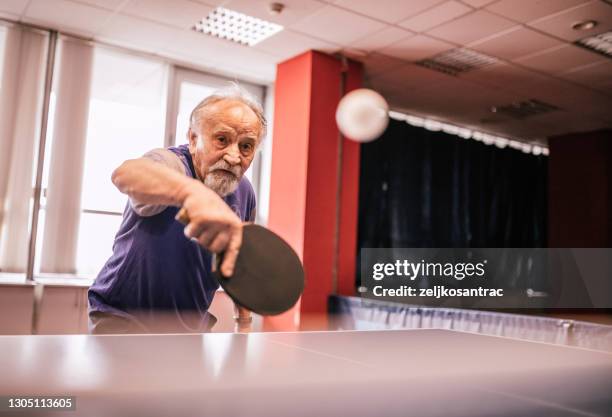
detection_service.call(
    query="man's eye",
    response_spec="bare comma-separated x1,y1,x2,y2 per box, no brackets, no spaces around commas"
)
216,136,227,144
240,143,253,153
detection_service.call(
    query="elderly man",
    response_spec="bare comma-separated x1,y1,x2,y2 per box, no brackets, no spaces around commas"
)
88,85,264,333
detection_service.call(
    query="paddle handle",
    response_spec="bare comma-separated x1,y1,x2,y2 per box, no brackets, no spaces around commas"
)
234,305,252,333
176,207,190,225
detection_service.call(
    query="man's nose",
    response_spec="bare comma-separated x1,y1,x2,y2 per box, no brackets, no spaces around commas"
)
223,145,241,165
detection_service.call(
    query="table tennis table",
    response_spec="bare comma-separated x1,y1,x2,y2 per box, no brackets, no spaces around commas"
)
2,329,611,416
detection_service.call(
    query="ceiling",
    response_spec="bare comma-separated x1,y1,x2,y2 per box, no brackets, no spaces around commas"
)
1,0,611,144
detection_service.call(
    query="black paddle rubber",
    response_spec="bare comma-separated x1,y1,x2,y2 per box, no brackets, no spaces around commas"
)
213,224,304,316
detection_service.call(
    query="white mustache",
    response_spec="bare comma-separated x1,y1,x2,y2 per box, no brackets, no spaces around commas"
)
208,160,242,177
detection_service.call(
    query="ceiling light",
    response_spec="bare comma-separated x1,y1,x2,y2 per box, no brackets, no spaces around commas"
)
417,48,498,76
491,99,560,120
572,20,597,31
193,7,284,46
575,31,612,58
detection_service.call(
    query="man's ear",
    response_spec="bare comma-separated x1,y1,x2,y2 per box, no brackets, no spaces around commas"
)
187,128,197,152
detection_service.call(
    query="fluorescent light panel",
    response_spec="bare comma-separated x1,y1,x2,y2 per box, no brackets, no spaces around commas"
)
417,48,498,76
492,99,560,120
193,7,283,46
575,31,612,59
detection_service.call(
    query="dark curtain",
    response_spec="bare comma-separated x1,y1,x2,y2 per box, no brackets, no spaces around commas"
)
358,119,548,249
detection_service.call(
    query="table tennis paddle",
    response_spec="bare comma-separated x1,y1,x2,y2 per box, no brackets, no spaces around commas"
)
176,208,304,316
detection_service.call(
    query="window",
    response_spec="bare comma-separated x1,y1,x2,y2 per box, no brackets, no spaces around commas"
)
0,25,49,276
167,68,266,188
174,81,215,147
76,47,168,276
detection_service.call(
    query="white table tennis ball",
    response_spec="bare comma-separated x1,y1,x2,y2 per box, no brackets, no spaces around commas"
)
335,88,389,143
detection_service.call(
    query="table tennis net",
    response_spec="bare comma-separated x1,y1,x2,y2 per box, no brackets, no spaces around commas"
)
329,295,612,352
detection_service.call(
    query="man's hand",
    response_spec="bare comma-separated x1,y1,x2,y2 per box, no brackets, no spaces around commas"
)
180,182,243,277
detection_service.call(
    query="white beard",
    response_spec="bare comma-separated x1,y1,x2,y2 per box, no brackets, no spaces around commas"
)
204,170,240,197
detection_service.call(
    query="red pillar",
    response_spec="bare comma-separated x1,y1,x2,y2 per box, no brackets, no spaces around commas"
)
265,51,362,328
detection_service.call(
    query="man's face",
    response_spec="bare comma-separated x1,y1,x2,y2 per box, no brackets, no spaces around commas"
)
188,99,262,197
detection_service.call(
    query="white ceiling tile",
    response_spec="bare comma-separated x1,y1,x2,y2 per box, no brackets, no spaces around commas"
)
69,0,126,10
521,76,582,101
23,0,113,36
223,0,327,27
460,0,495,7
536,110,611,135
166,47,273,84
254,29,339,61
469,26,563,60
384,80,503,122
428,76,510,101
557,61,612,93
485,0,590,23
360,53,407,76
384,87,449,116
399,1,472,32
96,14,185,51
371,62,453,90
460,62,551,92
506,76,612,123
0,0,29,16
157,46,226,76
350,26,414,51
514,44,605,74
382,34,454,61
290,5,387,45
209,46,277,75
332,0,446,24
528,0,612,42
121,0,213,29
340,47,369,60
157,27,230,56
426,10,517,44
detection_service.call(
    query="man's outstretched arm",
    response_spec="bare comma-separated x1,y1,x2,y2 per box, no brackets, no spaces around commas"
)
112,149,194,209
111,149,242,277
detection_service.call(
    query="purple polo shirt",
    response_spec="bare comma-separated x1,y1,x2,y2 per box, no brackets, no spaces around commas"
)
88,144,256,328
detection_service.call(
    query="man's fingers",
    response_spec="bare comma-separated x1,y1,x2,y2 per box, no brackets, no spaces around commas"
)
208,232,230,254
184,220,207,239
220,226,242,278
196,228,216,248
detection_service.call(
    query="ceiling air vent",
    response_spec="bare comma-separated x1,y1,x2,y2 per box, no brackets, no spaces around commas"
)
491,99,560,120
575,31,612,59
417,48,498,76
193,7,283,46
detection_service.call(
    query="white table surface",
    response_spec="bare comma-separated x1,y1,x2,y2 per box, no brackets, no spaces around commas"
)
1,329,611,417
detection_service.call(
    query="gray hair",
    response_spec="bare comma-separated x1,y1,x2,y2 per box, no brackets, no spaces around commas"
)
189,82,267,141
